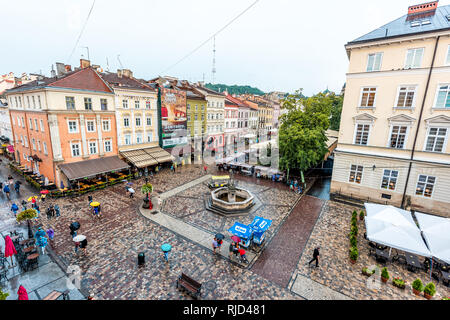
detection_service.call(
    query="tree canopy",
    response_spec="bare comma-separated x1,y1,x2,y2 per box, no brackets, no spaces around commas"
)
279,90,334,172
205,83,265,96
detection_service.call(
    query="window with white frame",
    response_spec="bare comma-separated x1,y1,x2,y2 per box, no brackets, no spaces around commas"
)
32,138,36,150
389,126,408,149
100,98,108,111
104,140,112,153
367,53,383,72
425,127,447,152
146,117,152,126
135,100,140,109
123,100,128,109
416,175,436,198
84,98,92,110
38,96,41,108
354,124,371,145
359,87,377,108
71,143,81,157
136,133,143,144
18,97,22,108
27,96,30,108
31,96,35,108
17,117,20,127
89,141,97,154
34,119,38,131
24,137,28,147
43,142,48,155
123,117,130,127
102,120,110,131
434,85,450,109
396,86,417,108
146,101,151,109
66,97,75,110
381,170,398,190
124,135,131,145
349,165,363,184
147,133,152,142
86,120,95,132
40,120,44,132
68,120,78,133
37,140,41,152
29,119,33,130
405,48,424,69
21,117,24,127
135,117,141,126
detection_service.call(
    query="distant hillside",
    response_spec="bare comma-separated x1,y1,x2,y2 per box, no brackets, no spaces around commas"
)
205,83,265,96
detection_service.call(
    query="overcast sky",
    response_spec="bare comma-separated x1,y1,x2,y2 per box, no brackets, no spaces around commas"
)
2,0,447,96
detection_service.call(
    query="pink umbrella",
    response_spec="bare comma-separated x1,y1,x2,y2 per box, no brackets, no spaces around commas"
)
4,235,17,265
231,235,241,243
17,285,29,300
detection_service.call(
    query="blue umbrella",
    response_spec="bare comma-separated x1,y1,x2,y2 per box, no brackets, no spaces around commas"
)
161,244,172,252
60,181,65,189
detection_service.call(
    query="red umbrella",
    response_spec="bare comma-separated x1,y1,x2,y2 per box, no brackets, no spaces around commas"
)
17,285,29,300
40,190,49,194
231,236,241,243
4,235,17,265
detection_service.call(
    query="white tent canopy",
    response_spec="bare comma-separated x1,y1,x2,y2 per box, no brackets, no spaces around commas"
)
415,212,450,264
364,203,432,258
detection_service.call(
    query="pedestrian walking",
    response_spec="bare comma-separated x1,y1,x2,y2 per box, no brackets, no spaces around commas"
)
54,204,60,217
40,194,46,202
3,184,10,200
74,241,80,254
229,242,236,259
33,203,40,218
203,165,208,174
238,248,249,264
14,181,20,193
11,203,19,216
308,247,320,268
79,238,88,255
70,229,77,239
46,228,55,241
155,165,159,174
88,195,93,205
8,175,13,187
212,238,219,254
161,243,171,262
174,162,177,172
128,187,135,198
21,199,27,211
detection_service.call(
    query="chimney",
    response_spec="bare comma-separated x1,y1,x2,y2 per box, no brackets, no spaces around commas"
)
117,69,123,78
51,65,56,78
80,59,91,69
56,62,66,76
122,69,133,78
408,1,438,15
65,65,72,72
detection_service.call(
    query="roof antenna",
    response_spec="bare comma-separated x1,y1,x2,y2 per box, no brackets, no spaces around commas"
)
106,57,110,72
117,54,124,69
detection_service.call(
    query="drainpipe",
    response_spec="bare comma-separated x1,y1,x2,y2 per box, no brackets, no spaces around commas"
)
401,36,440,209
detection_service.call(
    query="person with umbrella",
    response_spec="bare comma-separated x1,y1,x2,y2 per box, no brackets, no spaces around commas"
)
238,248,249,264
3,183,10,200
54,204,60,217
21,199,27,211
128,187,135,198
161,243,171,262
46,228,55,241
10,202,19,216
215,233,225,253
229,241,239,260
17,285,29,300
212,238,219,254
73,234,86,255
4,235,17,267
70,222,80,239
14,180,21,193
35,227,48,255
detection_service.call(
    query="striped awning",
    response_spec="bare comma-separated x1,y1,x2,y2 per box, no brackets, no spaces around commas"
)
59,156,130,180
120,146,174,168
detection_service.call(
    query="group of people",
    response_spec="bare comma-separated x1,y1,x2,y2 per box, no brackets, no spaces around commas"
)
212,237,248,264
1,175,21,200
288,179,303,194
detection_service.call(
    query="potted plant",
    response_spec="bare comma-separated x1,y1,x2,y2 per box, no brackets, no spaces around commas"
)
16,208,38,239
349,247,358,264
360,210,365,221
442,297,449,300
423,282,436,300
412,279,423,296
141,183,153,210
392,277,406,289
381,267,389,283
362,267,375,277
0,288,9,300
352,210,357,219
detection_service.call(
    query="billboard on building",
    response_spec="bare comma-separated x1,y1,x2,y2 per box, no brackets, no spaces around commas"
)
160,88,187,149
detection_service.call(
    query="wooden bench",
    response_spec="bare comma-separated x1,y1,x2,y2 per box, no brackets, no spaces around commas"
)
42,290,69,300
176,273,201,299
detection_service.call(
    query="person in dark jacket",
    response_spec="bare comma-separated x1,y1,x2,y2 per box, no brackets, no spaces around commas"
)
308,247,320,267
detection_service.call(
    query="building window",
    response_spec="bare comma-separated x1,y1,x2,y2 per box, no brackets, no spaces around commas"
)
123,100,128,109
40,120,44,132
416,175,436,198
194,114,198,121
27,96,30,108
34,119,38,131
195,105,198,111
125,135,131,145
86,120,95,132
135,100,140,109
123,117,130,127
146,101,151,109
381,170,398,190
146,117,152,126
102,120,110,132
405,48,424,69
37,140,41,152
349,165,363,184
135,117,141,127
104,140,112,153
66,97,75,110
367,53,383,71
29,119,33,130
389,126,408,149
187,115,191,121
100,99,108,111
136,133,143,144
434,85,450,109
354,124,370,145
359,87,377,108
187,104,190,111
89,141,97,154
43,142,48,155
201,114,204,121
425,127,447,152
147,133,152,142
32,138,36,151
84,98,92,110
71,143,81,157
201,105,205,111
396,86,416,109
38,96,41,108
68,120,78,133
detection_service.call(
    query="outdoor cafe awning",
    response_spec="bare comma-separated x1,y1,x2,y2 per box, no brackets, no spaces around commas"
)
415,212,450,264
59,156,130,181
120,146,174,168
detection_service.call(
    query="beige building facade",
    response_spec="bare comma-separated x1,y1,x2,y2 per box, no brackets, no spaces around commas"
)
331,2,450,217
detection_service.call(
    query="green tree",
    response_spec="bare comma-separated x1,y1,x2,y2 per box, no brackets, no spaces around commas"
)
328,93,343,131
279,90,331,173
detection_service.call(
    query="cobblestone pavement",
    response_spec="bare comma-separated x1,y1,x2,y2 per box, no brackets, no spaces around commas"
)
34,165,299,300
294,201,450,300
251,196,324,288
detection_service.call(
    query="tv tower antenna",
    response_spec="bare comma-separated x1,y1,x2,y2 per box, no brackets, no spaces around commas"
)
212,37,217,84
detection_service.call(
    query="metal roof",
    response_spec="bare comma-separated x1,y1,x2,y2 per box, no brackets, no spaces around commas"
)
59,156,130,180
348,4,450,45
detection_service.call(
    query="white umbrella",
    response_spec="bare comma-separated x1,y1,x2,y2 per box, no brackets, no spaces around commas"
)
73,235,86,242
416,212,450,264
128,187,135,193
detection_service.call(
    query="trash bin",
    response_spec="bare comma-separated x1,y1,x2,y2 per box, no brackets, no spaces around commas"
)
138,252,145,266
